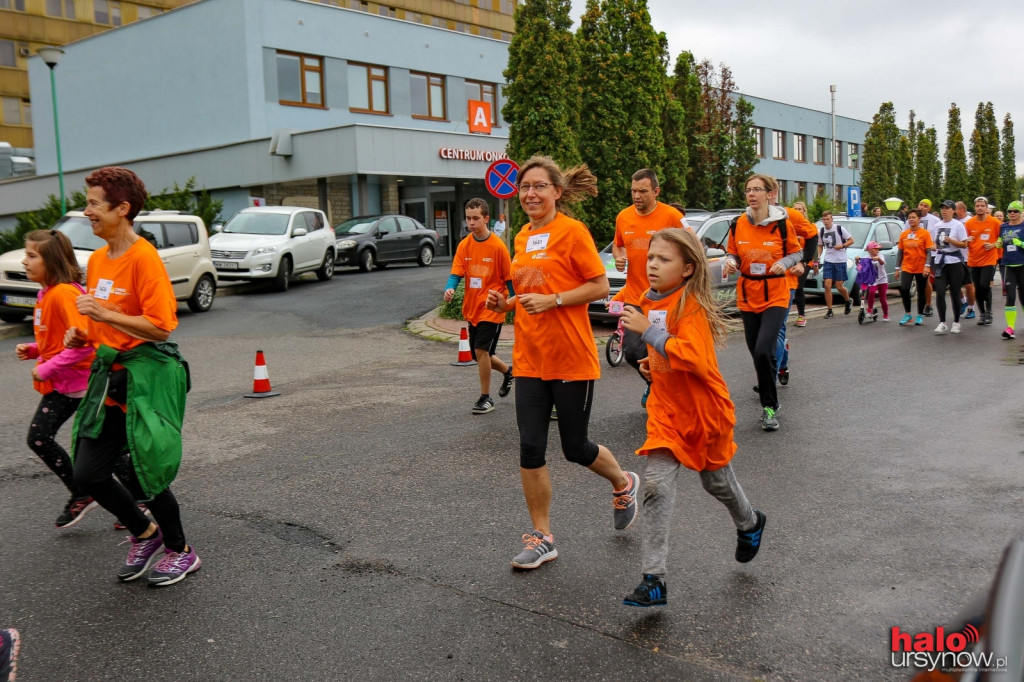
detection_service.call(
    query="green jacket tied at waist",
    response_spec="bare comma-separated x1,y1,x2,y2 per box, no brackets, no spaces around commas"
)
71,341,191,499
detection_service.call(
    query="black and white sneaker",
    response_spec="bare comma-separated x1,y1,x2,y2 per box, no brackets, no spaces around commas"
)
736,510,767,563
498,367,515,398
472,396,495,414
55,496,98,529
924,305,933,317
824,309,834,319
623,574,667,607
844,298,853,315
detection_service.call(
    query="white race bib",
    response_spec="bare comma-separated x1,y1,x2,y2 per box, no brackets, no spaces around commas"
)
525,233,550,253
469,277,483,289
34,309,42,326
1007,244,1018,252
94,279,114,301
750,262,767,276
648,310,668,332
981,233,990,240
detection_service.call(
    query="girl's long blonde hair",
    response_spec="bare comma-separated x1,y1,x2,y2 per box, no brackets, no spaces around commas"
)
650,228,732,346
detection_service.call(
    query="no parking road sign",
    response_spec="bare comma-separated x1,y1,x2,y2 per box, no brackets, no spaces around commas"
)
485,159,519,200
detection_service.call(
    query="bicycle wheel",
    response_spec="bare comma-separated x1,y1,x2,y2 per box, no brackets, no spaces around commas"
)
606,333,625,367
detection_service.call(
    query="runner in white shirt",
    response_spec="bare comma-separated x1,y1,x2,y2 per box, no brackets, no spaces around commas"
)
928,200,969,334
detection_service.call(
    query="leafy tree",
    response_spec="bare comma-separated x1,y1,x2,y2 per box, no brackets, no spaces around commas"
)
668,50,704,206
860,102,900,207
943,103,969,201
687,59,740,210
502,0,581,237
895,134,914,206
2,190,88,253
911,119,927,202
727,97,758,207
1000,114,1018,209
915,126,943,205
980,103,1001,205
145,177,223,232
789,193,843,223
660,94,688,205
576,0,668,243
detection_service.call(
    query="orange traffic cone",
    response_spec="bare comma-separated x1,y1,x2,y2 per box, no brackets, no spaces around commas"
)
244,350,281,398
450,326,477,366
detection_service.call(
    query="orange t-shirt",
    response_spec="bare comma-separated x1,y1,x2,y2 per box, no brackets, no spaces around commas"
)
635,287,736,471
511,213,605,381
451,232,511,325
897,227,935,274
32,283,94,394
964,215,1002,267
84,238,178,351
783,208,817,290
613,202,686,305
726,214,802,313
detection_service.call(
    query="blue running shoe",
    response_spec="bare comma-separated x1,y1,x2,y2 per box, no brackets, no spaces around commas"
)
736,510,766,563
623,574,667,607
914,315,923,326
964,308,976,319
899,314,912,326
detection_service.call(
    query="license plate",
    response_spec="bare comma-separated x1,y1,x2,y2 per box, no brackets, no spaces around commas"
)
2,295,37,308
213,260,239,270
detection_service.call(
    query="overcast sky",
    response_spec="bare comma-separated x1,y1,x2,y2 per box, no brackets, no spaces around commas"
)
568,0,1024,177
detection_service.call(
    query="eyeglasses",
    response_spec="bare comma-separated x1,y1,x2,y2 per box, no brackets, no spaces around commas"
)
518,182,552,193
745,187,768,194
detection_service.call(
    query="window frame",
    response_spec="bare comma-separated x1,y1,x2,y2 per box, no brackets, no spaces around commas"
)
348,62,390,115
833,140,843,167
0,0,26,11
753,127,764,158
465,79,498,126
794,133,807,163
410,71,446,121
813,137,825,165
45,0,75,18
94,0,122,26
772,130,786,161
276,51,326,109
849,143,859,169
0,40,15,68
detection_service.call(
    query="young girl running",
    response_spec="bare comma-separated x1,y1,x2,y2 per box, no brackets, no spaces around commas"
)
14,230,97,528
855,241,889,322
620,229,766,607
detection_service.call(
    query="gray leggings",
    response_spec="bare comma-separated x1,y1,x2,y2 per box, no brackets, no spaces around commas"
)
642,452,756,577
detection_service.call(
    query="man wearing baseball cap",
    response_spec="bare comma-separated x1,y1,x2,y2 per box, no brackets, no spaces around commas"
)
997,201,1024,339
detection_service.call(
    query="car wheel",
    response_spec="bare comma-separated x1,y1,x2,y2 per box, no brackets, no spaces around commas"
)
187,274,216,313
605,333,624,367
274,255,293,292
0,311,28,324
417,244,434,267
358,249,375,272
374,262,388,270
316,249,335,281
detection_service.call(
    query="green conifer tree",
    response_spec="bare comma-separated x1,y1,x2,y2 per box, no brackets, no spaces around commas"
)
1000,114,1018,209
943,103,969,202
860,102,900,207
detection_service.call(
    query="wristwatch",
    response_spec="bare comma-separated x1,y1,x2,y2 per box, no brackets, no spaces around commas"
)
555,293,563,307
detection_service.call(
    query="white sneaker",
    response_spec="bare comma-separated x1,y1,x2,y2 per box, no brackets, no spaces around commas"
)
951,322,961,334
934,322,948,334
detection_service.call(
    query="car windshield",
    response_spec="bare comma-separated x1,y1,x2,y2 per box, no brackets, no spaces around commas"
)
830,221,873,248
335,218,377,235
55,215,106,251
223,213,289,235
687,216,708,230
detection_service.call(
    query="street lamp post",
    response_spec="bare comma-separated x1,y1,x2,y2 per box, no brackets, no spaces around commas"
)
37,47,66,213
830,85,836,203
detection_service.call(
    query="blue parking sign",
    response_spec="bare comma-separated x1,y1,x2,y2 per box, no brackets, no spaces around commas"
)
847,187,861,217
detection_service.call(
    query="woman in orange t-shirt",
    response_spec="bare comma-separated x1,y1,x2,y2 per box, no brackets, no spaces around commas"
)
618,228,765,607
15,230,97,528
485,156,640,571
895,208,935,324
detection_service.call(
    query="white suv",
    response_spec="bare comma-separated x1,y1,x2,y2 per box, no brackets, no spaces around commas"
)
0,210,218,323
208,206,335,292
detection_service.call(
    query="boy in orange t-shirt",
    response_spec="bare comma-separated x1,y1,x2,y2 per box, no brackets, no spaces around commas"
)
444,198,514,414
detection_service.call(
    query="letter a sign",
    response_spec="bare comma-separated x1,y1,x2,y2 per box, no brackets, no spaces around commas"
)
468,100,492,135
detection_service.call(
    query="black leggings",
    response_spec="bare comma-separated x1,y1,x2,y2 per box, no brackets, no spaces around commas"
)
934,262,965,323
515,377,600,470
73,404,187,551
900,271,928,314
970,265,996,315
793,268,809,316
1006,266,1024,308
739,307,788,410
27,391,84,497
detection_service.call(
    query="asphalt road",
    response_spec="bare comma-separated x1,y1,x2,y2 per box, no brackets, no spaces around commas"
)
2,262,1023,681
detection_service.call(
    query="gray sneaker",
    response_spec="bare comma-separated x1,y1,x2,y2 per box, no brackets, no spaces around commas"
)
498,366,515,398
471,396,495,414
760,406,780,431
511,531,557,570
117,529,164,582
613,471,640,530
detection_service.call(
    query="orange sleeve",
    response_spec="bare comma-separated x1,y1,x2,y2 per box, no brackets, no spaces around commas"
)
786,208,818,240
661,308,714,381
498,240,512,282
571,227,608,282
136,252,178,333
614,211,626,248
450,239,467,277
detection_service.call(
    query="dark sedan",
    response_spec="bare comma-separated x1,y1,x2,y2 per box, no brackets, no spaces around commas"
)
334,215,439,272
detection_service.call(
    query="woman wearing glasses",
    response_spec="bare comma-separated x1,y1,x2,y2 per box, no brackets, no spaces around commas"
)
722,175,802,431
486,156,640,571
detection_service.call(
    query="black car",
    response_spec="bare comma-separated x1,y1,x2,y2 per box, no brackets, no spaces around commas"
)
334,215,439,272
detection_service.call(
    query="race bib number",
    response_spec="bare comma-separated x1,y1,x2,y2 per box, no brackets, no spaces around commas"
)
525,233,550,253
981,233,989,240
750,262,767,276
648,310,668,332
469,277,483,289
1007,244,1018,252
94,279,114,300
34,309,42,326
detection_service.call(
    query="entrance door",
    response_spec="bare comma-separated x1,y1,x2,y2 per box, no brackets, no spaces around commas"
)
432,200,457,256
401,199,427,225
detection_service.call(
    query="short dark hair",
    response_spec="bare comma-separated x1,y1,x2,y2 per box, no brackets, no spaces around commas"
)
668,202,685,216
464,197,490,217
631,168,660,189
908,208,924,218
821,210,833,218
25,230,82,286
85,167,148,221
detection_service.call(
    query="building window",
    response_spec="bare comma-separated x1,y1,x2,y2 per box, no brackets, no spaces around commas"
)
410,72,446,120
772,131,786,160
137,5,162,19
813,137,825,164
833,140,843,167
0,40,15,68
277,52,324,108
752,127,764,157
408,11,422,22
348,62,389,114
796,181,807,199
815,183,825,198
465,80,497,125
95,0,122,25
0,0,26,10
777,180,787,203
500,0,514,12
378,5,395,17
834,184,843,203
45,0,75,18
849,143,859,168
794,134,806,163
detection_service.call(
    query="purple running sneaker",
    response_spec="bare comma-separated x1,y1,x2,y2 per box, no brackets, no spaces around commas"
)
147,546,201,587
117,530,164,582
